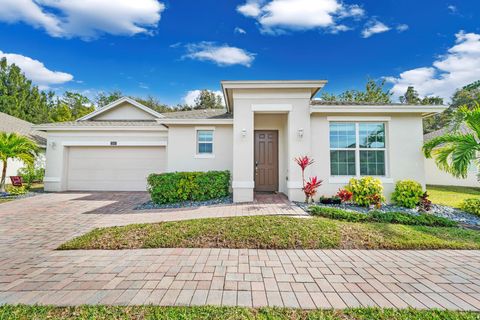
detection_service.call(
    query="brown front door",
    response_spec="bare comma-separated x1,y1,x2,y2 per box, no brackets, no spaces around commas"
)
254,130,278,192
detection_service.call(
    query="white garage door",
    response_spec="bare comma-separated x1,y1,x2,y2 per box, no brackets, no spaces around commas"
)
67,146,166,191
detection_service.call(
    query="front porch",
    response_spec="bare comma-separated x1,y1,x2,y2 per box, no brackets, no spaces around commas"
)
223,81,324,203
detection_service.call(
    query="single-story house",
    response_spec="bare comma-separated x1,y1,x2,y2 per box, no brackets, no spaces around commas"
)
424,125,479,188
0,112,47,181
34,80,446,202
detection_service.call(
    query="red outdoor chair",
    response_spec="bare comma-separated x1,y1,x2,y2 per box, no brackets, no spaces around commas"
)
9,176,23,187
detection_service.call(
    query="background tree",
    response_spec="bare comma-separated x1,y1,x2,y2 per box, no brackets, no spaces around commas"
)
194,90,224,109
0,58,50,124
422,81,480,133
95,90,123,108
0,132,38,191
423,105,480,180
320,79,392,104
133,95,172,113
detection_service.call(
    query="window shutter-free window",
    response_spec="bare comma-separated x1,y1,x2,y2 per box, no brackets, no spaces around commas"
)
329,122,386,177
197,130,213,154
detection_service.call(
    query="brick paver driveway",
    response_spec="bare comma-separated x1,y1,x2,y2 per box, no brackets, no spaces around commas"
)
1,192,480,310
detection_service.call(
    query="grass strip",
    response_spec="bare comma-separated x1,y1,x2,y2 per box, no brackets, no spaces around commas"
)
1,305,479,320
58,215,480,250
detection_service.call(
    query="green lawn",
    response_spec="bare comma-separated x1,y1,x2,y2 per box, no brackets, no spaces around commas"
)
1,305,478,320
427,185,480,208
59,215,480,251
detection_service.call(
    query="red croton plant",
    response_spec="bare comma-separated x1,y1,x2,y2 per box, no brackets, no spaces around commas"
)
295,155,322,203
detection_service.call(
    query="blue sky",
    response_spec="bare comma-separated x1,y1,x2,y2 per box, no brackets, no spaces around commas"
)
0,0,479,105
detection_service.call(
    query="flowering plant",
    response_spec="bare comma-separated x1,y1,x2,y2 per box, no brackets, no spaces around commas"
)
294,155,322,203
337,188,353,203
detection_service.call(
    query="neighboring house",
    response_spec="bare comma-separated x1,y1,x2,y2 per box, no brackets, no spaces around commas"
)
34,80,445,202
0,112,47,181
424,125,479,188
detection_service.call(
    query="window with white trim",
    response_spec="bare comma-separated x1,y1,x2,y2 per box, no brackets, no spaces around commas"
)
329,122,386,176
197,130,214,154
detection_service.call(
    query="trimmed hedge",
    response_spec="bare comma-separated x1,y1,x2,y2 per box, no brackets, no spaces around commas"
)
147,171,230,204
308,205,457,227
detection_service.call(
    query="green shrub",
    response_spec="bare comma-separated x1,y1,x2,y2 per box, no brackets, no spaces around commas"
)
461,198,480,216
345,176,385,207
18,164,45,187
147,171,230,204
391,180,424,208
6,185,27,195
308,205,457,227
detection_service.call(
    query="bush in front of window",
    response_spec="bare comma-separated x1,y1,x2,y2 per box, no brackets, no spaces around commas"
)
345,176,385,207
147,170,230,204
461,198,480,216
391,180,424,209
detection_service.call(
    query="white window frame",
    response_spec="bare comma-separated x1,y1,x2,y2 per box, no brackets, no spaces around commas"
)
328,120,390,182
195,127,215,158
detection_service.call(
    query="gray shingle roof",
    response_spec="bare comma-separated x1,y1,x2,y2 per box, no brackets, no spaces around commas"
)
0,112,47,146
424,123,471,141
35,120,160,128
162,109,232,119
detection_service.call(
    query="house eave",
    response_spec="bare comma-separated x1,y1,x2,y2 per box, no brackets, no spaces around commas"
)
310,105,447,117
221,80,327,112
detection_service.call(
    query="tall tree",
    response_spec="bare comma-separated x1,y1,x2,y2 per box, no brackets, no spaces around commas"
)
423,81,480,133
320,79,392,104
0,132,38,191
95,90,123,108
133,95,172,113
0,58,50,124
194,90,224,109
423,105,480,181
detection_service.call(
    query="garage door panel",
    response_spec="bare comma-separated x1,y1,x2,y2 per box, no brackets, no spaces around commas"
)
67,146,166,191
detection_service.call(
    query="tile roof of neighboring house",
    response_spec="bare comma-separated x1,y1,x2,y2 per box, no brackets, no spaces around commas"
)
161,109,232,119
423,123,471,141
311,100,423,106
0,112,47,147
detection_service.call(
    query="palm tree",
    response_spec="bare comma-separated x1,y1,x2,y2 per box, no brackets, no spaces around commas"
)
423,105,480,180
0,132,38,192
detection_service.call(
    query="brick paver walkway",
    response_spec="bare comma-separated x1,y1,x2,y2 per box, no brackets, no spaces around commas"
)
1,192,480,310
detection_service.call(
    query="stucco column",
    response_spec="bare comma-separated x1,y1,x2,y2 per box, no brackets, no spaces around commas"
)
287,100,312,201
232,100,254,202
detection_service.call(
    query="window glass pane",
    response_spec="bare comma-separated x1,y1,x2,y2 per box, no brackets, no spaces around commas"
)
330,150,356,176
360,150,385,175
198,143,213,154
330,123,356,148
359,123,385,148
198,130,213,142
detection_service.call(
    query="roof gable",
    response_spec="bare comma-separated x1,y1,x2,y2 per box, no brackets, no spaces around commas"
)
78,97,164,121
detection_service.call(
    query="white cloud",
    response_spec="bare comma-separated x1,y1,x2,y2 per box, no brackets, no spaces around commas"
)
183,90,224,106
361,19,390,38
396,24,409,32
0,0,165,39
234,27,247,34
448,5,457,13
236,0,364,34
237,1,262,18
0,50,73,89
386,31,480,100
184,42,255,67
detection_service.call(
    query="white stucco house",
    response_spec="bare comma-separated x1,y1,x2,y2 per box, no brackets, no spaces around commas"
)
0,112,47,182
424,125,479,188
34,80,446,202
